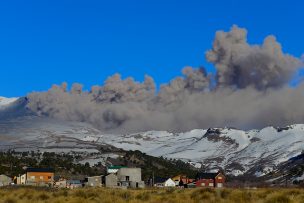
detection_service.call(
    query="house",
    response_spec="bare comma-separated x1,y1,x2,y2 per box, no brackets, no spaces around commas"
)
66,180,83,189
107,165,126,174
172,175,194,187
25,168,55,186
154,177,175,187
16,174,26,185
85,176,103,187
54,177,67,188
196,172,225,188
0,175,12,187
164,178,176,187
117,168,145,188
105,167,145,188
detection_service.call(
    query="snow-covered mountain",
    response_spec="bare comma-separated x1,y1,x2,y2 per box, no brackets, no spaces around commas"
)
0,108,303,176
0,96,18,109
100,126,304,176
0,96,303,177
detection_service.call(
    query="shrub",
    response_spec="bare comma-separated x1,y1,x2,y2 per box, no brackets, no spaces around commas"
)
38,193,50,200
0,187,304,203
218,189,231,199
265,193,291,203
3,197,17,203
119,191,132,201
74,190,88,199
136,192,151,201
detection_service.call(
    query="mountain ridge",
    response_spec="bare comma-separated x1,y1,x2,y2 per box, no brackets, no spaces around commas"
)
0,96,303,181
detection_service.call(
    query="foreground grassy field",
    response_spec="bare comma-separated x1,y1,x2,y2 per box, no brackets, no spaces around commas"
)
0,187,304,203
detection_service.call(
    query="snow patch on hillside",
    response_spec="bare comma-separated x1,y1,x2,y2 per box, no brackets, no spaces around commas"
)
101,125,304,176
0,97,18,109
1,116,303,177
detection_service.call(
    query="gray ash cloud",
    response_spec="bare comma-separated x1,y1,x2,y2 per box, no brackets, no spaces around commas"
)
26,26,304,133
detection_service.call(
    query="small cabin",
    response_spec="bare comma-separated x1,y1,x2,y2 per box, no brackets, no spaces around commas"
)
196,172,225,188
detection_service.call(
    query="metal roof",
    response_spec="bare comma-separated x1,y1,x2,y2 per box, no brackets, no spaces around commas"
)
26,168,55,173
107,166,127,169
196,172,219,179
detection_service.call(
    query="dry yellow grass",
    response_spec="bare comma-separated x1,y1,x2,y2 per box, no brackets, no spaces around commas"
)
0,187,303,203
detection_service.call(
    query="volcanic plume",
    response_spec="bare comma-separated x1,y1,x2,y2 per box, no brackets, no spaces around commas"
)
27,25,304,133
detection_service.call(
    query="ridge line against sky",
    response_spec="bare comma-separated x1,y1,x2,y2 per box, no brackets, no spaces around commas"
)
0,0,304,97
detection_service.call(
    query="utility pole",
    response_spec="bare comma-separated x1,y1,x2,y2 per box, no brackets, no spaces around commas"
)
152,171,154,187
285,174,288,187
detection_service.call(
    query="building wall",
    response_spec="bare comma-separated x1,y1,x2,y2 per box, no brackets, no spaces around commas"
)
164,178,176,187
105,173,118,187
16,174,26,185
67,184,82,189
196,179,215,187
26,172,54,185
215,174,225,187
0,175,12,186
130,181,145,188
55,180,67,188
117,168,142,182
87,176,102,187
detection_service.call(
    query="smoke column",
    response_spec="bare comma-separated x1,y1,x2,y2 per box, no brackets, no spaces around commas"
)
27,25,304,133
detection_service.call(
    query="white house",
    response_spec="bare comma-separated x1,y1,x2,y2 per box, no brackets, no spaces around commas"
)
164,178,176,187
16,174,26,185
154,178,176,187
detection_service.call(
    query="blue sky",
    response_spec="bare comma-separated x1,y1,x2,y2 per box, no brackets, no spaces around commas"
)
0,0,303,97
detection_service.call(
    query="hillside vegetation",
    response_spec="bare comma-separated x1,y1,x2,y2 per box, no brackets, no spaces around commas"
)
0,150,197,180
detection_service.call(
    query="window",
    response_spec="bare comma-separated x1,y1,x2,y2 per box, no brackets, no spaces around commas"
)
40,176,43,180
48,176,52,179
218,177,222,180
201,182,205,186
126,176,130,181
217,183,223,188
30,176,35,180
209,183,214,187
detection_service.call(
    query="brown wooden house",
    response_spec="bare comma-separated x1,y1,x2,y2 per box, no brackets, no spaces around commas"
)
195,171,225,188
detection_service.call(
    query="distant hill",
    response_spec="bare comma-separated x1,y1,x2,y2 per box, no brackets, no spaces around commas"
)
0,96,303,184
